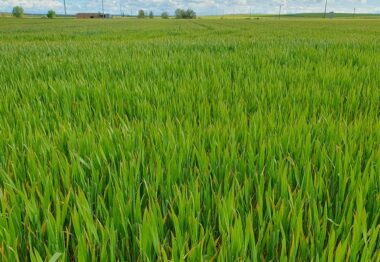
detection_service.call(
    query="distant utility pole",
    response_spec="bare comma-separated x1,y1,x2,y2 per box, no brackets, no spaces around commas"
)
63,0,67,16
279,4,282,19
353,8,356,18
120,1,122,17
102,0,105,17
324,0,328,18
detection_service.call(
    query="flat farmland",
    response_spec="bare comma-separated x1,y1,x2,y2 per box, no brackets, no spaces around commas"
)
0,18,379,260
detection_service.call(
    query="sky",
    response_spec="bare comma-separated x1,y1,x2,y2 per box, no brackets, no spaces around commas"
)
0,0,379,16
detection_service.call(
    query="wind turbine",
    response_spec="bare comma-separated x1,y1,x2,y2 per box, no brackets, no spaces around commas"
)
324,0,328,18
63,0,67,16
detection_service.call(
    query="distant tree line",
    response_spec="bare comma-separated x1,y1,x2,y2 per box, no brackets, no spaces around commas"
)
175,8,196,19
12,6,56,19
10,5,196,20
137,9,196,19
137,10,154,19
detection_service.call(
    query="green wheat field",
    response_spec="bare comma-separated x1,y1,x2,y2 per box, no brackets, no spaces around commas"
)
0,18,379,261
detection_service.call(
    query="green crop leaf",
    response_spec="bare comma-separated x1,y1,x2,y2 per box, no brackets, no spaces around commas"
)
48,252,62,262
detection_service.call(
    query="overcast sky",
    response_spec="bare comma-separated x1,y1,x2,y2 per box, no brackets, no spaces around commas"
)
1,0,379,15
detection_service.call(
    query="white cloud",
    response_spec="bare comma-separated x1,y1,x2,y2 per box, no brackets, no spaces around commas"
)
1,0,62,10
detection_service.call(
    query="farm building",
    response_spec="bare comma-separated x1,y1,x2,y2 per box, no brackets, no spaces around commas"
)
76,13,112,19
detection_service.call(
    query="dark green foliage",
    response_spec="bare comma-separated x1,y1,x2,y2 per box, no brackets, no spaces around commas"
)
175,8,196,19
138,9,145,18
161,12,169,19
47,10,56,19
12,6,24,18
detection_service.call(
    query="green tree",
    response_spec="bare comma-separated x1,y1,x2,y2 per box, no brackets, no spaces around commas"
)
137,9,145,18
47,10,56,19
12,6,24,18
161,12,169,19
175,8,183,19
175,8,196,19
149,11,154,19
185,9,197,19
